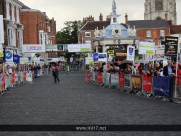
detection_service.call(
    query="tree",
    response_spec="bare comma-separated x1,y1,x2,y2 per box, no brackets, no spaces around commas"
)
56,20,81,44
56,20,81,62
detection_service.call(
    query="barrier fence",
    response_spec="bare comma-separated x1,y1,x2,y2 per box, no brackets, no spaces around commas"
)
0,68,47,95
84,71,181,104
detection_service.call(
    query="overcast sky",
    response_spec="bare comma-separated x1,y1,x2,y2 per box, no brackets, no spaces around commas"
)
19,0,181,31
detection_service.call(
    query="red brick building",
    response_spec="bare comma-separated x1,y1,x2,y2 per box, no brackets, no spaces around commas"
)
127,19,170,46
20,5,57,58
20,5,56,45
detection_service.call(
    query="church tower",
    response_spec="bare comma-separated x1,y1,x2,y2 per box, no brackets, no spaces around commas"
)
144,0,177,25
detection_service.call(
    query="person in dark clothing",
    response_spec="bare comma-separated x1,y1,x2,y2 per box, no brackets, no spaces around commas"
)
52,66,60,83
163,59,175,76
154,62,163,76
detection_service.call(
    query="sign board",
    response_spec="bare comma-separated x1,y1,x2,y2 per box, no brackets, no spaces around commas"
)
164,36,178,56
0,15,4,43
22,44,45,53
0,43,3,57
114,49,127,61
98,53,107,62
13,55,19,63
93,53,98,61
126,45,135,61
139,42,155,55
5,50,13,62
107,50,114,56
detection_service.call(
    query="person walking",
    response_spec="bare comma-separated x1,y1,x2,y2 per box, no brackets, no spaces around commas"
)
52,66,60,83
66,64,70,77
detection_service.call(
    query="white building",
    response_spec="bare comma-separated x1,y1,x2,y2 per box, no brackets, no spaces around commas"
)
144,0,177,25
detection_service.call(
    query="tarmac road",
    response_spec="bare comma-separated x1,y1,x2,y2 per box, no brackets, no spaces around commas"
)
0,70,181,136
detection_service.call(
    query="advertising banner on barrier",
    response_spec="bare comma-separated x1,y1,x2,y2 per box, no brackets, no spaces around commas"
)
2,76,4,90
132,75,142,91
97,73,102,83
27,72,32,82
119,74,124,87
23,72,26,82
12,73,15,85
143,76,152,93
92,72,96,81
153,77,172,98
111,74,119,86
106,73,110,85
124,74,131,88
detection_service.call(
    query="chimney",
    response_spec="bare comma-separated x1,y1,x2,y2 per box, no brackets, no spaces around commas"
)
106,16,111,21
165,13,168,20
99,13,103,21
125,13,128,24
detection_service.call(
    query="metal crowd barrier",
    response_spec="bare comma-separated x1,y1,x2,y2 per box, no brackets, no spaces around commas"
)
0,71,33,95
84,71,181,104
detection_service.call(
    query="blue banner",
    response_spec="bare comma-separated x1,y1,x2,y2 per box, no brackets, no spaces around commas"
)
93,53,98,61
153,77,172,98
13,55,19,63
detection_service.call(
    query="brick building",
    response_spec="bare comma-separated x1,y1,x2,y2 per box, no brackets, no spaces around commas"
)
0,0,24,61
20,5,57,59
127,19,170,45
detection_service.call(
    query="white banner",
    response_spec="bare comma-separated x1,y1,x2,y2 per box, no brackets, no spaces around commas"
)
139,42,155,55
0,44,3,57
68,44,91,52
20,58,28,64
98,53,107,62
0,15,4,43
22,44,45,53
126,45,135,61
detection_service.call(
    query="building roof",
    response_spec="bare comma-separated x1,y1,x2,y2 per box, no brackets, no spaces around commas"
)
79,21,110,31
22,5,31,9
170,25,181,34
128,20,170,29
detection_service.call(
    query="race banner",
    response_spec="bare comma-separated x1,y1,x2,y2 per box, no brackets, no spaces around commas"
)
22,44,45,53
119,74,124,87
143,76,152,93
111,74,119,86
124,74,131,88
153,76,173,98
97,73,102,83
27,72,33,82
132,75,142,92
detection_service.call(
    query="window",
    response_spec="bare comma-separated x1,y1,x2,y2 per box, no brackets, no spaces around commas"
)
85,32,91,37
7,27,16,46
6,2,10,19
39,31,45,45
160,30,165,36
155,0,163,11
146,30,151,37
11,4,15,21
17,30,23,47
16,7,19,23
113,18,117,23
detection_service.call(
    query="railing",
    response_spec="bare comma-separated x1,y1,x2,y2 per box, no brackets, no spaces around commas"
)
84,71,181,104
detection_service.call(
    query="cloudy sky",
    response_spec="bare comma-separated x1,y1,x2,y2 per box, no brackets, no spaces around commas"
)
19,0,181,31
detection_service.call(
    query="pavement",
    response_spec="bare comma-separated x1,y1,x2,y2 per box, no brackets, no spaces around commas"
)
0,70,181,136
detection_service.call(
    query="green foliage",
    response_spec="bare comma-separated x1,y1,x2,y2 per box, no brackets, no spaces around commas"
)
56,20,81,44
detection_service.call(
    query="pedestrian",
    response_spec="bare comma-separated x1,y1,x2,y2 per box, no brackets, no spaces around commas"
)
66,64,70,77
52,66,60,83
163,59,175,76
